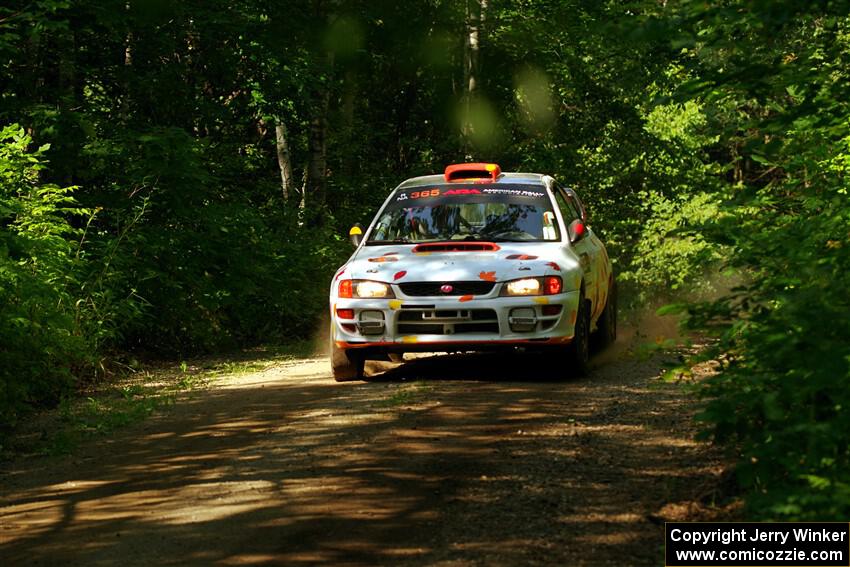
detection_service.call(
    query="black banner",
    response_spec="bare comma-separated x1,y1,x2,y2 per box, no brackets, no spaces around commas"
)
666,522,850,566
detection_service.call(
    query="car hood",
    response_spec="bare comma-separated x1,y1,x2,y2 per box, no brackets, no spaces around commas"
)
334,242,580,287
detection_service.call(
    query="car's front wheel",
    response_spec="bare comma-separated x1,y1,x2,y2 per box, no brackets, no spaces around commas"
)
330,334,365,382
592,278,617,350
566,289,590,376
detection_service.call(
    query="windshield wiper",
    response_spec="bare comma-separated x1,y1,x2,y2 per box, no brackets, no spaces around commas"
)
437,234,527,243
468,233,526,242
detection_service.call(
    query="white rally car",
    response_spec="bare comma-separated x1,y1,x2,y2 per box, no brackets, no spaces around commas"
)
329,163,616,381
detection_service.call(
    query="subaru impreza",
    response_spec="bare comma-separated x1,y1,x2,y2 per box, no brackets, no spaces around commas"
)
329,163,616,381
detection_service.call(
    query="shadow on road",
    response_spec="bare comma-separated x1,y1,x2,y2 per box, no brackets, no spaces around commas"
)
366,350,586,383
0,350,727,566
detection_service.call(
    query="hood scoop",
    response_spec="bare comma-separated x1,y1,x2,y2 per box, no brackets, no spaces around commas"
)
412,242,502,253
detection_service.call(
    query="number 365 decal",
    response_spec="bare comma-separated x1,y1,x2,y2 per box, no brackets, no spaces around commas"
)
410,189,441,199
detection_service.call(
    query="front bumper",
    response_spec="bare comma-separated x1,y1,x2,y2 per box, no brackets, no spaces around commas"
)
332,290,581,351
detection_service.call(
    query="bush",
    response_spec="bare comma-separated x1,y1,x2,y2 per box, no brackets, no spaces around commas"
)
73,128,347,355
0,125,88,426
690,134,850,519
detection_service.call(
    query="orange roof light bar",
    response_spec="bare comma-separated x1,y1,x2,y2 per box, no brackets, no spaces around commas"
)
444,162,501,183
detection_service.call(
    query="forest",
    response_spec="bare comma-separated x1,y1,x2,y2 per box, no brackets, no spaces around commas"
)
1,0,849,521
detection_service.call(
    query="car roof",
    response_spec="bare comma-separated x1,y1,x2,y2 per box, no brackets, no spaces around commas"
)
397,172,549,190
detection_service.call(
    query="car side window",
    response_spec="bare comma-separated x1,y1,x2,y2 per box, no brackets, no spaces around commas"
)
568,193,587,222
565,196,581,221
555,188,581,221
553,191,570,218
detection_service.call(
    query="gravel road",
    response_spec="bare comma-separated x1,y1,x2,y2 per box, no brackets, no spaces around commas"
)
0,346,729,566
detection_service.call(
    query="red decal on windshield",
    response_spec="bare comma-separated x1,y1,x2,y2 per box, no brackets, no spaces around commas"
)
478,271,496,282
393,270,407,281
410,189,441,199
444,189,482,195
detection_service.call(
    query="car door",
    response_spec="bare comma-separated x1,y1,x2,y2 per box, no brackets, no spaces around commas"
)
568,189,610,319
555,185,605,319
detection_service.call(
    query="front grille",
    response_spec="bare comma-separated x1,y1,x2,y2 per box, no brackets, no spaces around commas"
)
398,323,443,334
398,309,495,322
397,308,499,335
399,281,496,297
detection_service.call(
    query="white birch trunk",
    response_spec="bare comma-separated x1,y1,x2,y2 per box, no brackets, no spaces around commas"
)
275,119,293,201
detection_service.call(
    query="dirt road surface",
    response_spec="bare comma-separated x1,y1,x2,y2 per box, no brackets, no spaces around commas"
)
0,348,729,566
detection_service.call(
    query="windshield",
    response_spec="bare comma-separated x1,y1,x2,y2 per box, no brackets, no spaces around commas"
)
366,184,560,244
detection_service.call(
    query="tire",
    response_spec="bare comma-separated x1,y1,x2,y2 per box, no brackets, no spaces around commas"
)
592,278,617,350
330,335,365,382
566,289,590,376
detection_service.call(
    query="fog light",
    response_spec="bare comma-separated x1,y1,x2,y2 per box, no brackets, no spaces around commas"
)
357,310,385,335
509,307,537,332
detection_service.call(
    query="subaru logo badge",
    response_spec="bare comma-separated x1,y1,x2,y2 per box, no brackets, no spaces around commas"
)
440,284,453,293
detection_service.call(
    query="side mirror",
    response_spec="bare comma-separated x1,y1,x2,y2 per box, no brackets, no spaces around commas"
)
567,218,587,244
349,224,364,247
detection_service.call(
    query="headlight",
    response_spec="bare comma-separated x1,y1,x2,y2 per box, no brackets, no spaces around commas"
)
500,276,563,296
505,278,541,296
354,280,393,298
338,279,395,298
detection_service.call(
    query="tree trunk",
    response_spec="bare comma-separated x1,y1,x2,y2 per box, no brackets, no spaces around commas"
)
300,164,308,212
464,0,481,97
305,54,333,210
340,69,357,177
306,111,328,209
462,0,486,156
275,119,293,201
120,11,133,124
396,80,417,171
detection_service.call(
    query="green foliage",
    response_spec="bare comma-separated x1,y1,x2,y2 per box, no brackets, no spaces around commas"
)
1,0,849,524
0,125,87,426
0,0,717,428
662,1,850,519
622,191,722,302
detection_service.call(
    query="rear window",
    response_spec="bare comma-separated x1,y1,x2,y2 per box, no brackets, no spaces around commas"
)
366,184,560,244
